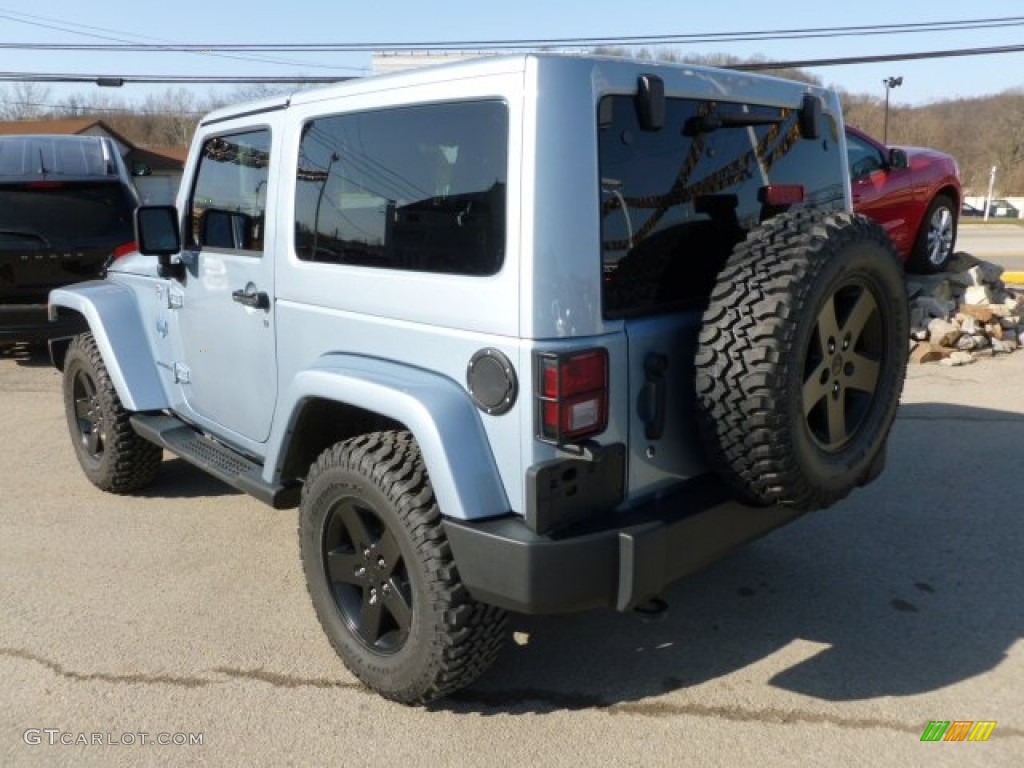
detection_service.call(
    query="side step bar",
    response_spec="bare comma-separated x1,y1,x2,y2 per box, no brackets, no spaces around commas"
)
130,412,301,509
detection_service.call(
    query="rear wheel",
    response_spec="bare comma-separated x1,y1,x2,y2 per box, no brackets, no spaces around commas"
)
908,194,956,273
62,333,162,492
300,431,508,704
695,210,909,510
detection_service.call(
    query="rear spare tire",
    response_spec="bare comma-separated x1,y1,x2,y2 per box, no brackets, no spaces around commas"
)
695,210,908,510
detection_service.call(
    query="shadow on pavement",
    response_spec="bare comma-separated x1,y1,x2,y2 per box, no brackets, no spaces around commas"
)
0,341,52,368
139,457,242,500
438,402,1024,714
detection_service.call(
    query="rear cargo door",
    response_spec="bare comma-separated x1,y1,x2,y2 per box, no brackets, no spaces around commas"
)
618,312,709,495
598,92,846,499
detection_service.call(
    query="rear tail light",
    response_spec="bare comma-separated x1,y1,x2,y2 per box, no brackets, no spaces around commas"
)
760,184,805,206
535,349,609,443
112,241,137,260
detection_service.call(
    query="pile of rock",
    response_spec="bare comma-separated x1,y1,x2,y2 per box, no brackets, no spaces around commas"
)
907,253,1023,366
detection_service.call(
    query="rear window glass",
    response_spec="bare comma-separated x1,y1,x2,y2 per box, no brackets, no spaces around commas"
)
0,137,114,178
0,182,135,249
599,95,843,317
294,100,507,276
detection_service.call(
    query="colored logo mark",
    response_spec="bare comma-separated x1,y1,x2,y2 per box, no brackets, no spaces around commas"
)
920,720,996,742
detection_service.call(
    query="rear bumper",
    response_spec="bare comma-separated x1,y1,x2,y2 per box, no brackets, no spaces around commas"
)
443,474,809,614
0,303,86,342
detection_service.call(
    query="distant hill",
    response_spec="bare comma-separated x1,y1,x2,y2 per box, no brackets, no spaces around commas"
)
839,90,1024,195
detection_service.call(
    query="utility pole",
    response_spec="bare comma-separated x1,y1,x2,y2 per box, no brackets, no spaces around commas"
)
883,76,903,144
983,165,997,222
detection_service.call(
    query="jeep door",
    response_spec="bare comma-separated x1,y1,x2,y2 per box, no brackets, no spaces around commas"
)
172,128,277,442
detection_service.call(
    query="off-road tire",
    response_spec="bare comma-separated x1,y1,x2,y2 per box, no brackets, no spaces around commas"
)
908,194,956,274
695,210,908,510
300,431,508,704
62,333,163,493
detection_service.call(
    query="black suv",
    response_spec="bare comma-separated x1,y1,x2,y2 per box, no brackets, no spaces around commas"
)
1,134,139,342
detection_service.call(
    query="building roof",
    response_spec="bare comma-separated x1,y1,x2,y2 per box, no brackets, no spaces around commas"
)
0,118,186,172
0,118,136,149
129,145,188,173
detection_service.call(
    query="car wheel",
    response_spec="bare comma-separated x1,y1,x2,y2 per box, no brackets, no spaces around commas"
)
908,194,956,273
299,431,508,704
695,210,909,510
62,333,163,493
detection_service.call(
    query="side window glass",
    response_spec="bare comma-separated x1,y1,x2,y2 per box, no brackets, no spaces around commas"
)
190,129,271,254
846,134,884,181
294,101,507,276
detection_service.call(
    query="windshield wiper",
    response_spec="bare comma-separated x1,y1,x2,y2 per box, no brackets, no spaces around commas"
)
683,113,785,136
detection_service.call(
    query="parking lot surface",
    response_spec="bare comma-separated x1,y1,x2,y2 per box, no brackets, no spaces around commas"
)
958,224,1024,272
1,341,1022,767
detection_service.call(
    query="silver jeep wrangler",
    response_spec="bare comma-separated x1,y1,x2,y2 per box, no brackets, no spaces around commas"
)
49,54,908,703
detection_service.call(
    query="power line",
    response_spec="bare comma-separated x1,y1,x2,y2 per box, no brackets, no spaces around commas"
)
0,15,1023,52
733,43,1024,70
10,100,209,116
0,8,369,73
1,41,1024,85
0,73,352,84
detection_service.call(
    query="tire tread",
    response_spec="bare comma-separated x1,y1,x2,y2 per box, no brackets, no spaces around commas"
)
301,431,508,704
694,210,908,510
64,333,162,493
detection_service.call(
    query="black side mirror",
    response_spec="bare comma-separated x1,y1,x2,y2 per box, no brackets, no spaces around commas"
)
799,93,822,140
131,161,152,177
135,205,183,279
888,148,909,169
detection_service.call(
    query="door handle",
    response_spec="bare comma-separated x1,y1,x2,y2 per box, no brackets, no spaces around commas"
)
231,287,270,310
640,353,668,440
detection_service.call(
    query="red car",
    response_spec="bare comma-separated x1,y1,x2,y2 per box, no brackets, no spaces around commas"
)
845,125,961,273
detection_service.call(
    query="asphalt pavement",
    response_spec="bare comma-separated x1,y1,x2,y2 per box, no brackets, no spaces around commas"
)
2,324,1023,766
957,222,1024,274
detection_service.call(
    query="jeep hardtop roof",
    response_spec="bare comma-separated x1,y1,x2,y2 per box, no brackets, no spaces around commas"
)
197,53,840,128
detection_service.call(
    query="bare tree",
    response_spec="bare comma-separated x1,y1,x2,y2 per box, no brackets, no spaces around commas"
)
0,82,54,120
140,88,201,146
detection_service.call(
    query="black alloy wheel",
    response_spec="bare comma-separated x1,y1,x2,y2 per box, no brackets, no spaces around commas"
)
71,366,107,459
322,495,413,654
61,333,162,492
299,431,508,704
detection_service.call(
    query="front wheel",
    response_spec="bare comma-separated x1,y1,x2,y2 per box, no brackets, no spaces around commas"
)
908,194,956,273
62,333,162,493
299,431,507,704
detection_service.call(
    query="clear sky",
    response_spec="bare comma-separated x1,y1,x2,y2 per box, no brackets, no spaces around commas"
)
1,1,1022,108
